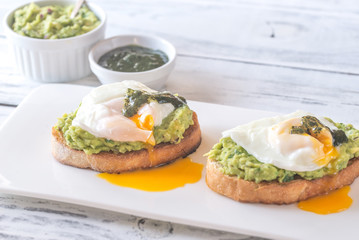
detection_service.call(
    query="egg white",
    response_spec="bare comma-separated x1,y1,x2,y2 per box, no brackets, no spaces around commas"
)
222,110,339,172
72,80,174,143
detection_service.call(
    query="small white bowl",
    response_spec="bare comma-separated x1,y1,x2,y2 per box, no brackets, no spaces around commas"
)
89,35,176,90
3,0,106,83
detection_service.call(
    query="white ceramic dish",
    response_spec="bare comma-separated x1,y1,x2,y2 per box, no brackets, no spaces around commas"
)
3,1,106,83
89,35,176,90
0,84,358,240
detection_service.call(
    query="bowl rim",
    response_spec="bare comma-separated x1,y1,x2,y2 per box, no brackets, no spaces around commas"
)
2,0,106,43
88,34,177,76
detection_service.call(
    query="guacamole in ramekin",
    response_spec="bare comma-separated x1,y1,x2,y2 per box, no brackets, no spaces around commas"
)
12,3,100,39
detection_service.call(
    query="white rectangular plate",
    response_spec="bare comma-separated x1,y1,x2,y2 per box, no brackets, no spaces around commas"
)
0,84,358,240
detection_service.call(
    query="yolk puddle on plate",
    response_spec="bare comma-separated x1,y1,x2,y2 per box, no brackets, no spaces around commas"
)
145,144,156,167
97,157,203,191
297,186,352,214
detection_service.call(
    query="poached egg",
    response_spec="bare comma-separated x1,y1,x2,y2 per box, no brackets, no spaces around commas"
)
223,111,339,172
72,81,174,144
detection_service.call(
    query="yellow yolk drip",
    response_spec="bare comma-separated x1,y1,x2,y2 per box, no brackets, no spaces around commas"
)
308,128,339,167
279,117,339,168
145,144,155,167
314,144,338,166
298,186,352,214
97,158,204,191
129,114,155,145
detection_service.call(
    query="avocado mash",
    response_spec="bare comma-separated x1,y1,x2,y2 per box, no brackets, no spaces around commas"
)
56,105,193,155
206,121,359,183
12,3,100,39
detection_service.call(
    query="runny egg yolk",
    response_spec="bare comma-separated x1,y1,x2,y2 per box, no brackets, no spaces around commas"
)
129,113,155,145
97,158,204,191
307,127,338,167
298,186,352,214
275,117,339,168
145,144,156,167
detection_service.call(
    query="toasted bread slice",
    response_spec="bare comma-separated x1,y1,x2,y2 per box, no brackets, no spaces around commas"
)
52,112,201,173
206,157,359,204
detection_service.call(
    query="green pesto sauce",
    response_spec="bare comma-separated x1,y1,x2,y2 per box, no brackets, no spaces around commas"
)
291,115,348,146
123,88,186,117
12,3,100,39
98,45,168,72
206,121,359,183
56,105,193,155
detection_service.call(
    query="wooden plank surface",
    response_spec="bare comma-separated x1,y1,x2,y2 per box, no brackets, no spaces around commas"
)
1,55,357,125
99,0,359,74
0,194,256,240
1,0,359,74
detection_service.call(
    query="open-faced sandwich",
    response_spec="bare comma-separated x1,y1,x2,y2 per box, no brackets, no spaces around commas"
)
51,80,201,173
206,111,359,204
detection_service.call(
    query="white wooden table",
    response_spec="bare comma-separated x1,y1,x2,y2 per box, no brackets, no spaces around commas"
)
0,0,358,239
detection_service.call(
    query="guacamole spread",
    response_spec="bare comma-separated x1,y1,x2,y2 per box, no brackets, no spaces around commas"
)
12,3,100,39
56,105,193,155
206,121,359,183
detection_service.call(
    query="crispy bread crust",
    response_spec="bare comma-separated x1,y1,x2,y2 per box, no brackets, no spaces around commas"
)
206,157,359,204
51,112,201,173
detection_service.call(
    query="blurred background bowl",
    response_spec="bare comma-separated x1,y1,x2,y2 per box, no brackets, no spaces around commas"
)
88,34,176,90
2,0,106,83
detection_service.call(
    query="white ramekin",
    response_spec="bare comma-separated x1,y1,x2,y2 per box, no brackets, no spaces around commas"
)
3,0,106,83
89,35,176,90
